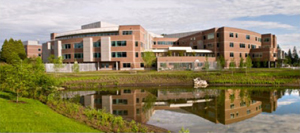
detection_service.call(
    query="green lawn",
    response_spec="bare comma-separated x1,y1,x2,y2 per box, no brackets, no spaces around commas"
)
53,68,300,88
0,91,100,132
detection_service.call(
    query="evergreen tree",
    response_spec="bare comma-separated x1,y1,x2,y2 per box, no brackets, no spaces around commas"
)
287,49,292,65
0,38,26,64
292,46,299,65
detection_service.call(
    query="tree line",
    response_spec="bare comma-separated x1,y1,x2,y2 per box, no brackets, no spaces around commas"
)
0,38,59,102
285,46,299,66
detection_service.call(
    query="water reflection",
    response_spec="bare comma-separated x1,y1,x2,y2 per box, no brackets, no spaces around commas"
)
61,88,298,126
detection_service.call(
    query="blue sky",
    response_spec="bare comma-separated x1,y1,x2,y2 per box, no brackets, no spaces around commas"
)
0,0,299,52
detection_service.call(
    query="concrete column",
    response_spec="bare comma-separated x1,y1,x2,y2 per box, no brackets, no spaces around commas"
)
101,37,111,61
84,95,94,109
42,42,51,63
102,95,112,114
54,40,62,57
83,38,93,62
268,61,271,68
116,62,119,70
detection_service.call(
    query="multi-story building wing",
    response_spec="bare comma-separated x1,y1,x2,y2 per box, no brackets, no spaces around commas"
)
23,40,42,58
43,21,279,71
172,27,278,67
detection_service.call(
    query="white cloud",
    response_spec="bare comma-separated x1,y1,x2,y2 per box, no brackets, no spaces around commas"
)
0,0,299,48
277,33,300,52
148,110,300,133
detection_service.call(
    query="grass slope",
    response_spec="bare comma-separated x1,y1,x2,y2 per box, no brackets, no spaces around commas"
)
0,91,100,132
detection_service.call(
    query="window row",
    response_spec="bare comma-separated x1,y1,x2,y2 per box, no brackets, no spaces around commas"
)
229,33,261,41
122,31,132,35
62,41,101,49
56,32,119,40
63,53,102,59
112,52,127,58
229,52,267,58
113,110,128,116
63,53,84,59
229,42,257,49
112,41,126,47
74,42,83,49
157,41,176,45
113,99,128,104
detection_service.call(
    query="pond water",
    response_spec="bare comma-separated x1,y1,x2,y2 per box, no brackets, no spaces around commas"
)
61,87,300,133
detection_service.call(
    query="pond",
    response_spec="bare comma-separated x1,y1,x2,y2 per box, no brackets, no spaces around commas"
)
60,87,300,133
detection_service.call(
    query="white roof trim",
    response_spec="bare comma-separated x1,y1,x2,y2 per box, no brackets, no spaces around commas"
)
148,47,212,53
168,47,212,53
149,32,163,38
151,49,168,53
56,27,119,37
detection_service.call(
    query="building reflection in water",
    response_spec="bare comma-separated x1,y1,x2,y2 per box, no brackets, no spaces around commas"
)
73,88,284,125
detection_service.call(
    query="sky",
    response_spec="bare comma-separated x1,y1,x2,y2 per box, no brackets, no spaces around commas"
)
0,0,299,52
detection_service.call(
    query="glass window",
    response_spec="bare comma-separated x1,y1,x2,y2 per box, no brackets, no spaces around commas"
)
216,33,219,38
230,52,234,57
230,113,235,119
74,53,83,59
217,43,220,48
112,52,127,58
123,63,131,68
240,43,245,48
157,41,174,45
93,41,101,47
124,89,131,93
246,35,250,39
245,53,248,57
230,104,235,109
122,31,132,35
135,41,138,47
135,52,138,57
251,45,256,49
207,33,215,39
236,33,238,38
255,37,258,41
111,41,126,47
136,98,139,103
63,54,71,59
62,44,71,49
136,109,140,115
113,99,128,104
230,42,234,47
93,53,101,58
74,42,83,49
247,109,251,114
229,33,234,37
264,38,270,42
140,63,144,67
203,35,206,40
38,48,41,51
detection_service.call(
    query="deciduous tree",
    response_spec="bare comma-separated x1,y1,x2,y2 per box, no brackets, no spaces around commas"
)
142,52,156,70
